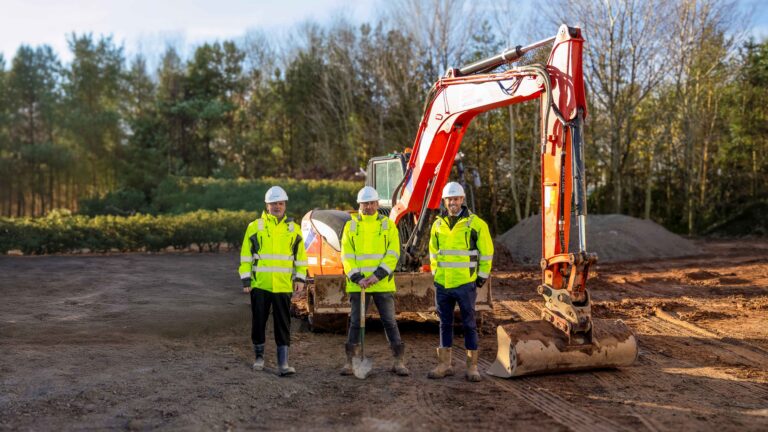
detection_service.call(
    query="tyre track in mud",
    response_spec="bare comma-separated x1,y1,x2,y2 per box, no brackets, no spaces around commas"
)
462,347,630,432
599,270,768,365
413,386,450,430
496,300,768,416
607,261,768,369
495,301,646,431
652,309,768,366
640,316,768,400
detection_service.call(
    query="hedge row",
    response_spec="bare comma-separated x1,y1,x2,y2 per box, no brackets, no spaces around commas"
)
0,209,259,255
80,176,364,217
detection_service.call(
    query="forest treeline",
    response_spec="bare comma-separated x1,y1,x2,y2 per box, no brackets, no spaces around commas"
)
0,0,765,235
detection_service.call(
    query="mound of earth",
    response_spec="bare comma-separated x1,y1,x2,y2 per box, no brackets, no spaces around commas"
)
497,214,701,265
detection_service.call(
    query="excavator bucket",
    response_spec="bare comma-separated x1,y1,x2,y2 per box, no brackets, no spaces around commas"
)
486,318,638,378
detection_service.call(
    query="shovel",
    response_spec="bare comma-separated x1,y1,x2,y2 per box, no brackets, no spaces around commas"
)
352,284,372,379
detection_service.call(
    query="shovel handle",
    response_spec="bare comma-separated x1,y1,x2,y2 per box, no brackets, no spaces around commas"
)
359,286,366,357
359,286,366,328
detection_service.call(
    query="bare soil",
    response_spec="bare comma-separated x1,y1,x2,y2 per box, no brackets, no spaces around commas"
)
2,239,767,431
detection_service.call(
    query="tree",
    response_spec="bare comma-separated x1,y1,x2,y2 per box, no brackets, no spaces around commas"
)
63,34,125,201
4,45,63,216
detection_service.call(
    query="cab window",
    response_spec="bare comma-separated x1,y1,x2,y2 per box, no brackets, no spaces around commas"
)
373,159,404,206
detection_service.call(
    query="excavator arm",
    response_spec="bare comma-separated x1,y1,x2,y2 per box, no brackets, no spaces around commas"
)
392,25,592,340
389,25,637,376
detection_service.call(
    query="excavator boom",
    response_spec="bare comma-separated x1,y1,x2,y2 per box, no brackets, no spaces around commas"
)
389,25,637,377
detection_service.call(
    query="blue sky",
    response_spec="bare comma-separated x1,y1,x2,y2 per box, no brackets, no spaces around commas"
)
0,0,378,62
1,0,766,64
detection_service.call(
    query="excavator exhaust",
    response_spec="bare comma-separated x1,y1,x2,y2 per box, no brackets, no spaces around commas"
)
487,318,638,378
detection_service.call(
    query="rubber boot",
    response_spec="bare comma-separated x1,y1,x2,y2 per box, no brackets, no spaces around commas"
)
277,345,296,376
466,349,481,382
252,344,265,371
427,347,454,379
340,343,358,376
390,343,410,376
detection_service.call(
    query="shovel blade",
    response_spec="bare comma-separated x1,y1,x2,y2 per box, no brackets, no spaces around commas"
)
352,357,372,379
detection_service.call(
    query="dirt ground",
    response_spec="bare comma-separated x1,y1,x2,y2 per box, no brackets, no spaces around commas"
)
1,239,767,431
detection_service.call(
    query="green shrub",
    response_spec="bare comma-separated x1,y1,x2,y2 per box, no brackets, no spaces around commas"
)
0,210,258,255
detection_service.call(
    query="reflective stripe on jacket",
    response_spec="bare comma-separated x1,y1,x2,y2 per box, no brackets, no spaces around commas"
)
341,212,400,293
238,211,308,293
429,208,493,289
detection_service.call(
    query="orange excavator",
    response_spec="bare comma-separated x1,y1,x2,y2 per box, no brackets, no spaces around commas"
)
300,25,637,376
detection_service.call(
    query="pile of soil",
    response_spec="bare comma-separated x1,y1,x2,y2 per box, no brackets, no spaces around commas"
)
497,214,701,265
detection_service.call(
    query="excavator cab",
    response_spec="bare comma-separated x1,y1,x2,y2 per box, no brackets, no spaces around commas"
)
365,153,408,210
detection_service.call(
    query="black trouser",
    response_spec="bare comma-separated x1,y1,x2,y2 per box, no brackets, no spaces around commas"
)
250,288,291,346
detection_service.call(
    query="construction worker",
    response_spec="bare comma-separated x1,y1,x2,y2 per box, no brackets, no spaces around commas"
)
427,182,493,382
238,185,308,376
340,186,410,377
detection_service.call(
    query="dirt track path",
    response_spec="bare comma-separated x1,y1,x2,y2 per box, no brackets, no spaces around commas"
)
1,240,767,431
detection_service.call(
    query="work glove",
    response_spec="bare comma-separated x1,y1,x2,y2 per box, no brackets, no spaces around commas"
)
475,277,487,288
242,287,251,294
293,281,305,292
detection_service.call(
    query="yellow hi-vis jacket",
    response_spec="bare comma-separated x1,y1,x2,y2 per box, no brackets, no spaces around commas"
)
341,212,400,293
239,211,308,293
429,207,493,289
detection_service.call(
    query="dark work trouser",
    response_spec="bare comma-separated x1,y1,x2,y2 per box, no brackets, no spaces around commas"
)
435,282,478,350
250,288,291,346
346,292,402,346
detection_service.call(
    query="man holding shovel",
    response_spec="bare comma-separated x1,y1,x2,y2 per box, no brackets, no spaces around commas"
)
340,186,409,378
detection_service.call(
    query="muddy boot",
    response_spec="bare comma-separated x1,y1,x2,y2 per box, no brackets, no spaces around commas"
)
466,349,481,382
252,344,265,371
390,343,410,376
277,345,295,376
340,343,358,376
427,347,454,379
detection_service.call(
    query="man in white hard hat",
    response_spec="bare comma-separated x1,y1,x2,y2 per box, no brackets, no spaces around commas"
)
238,185,308,376
339,186,409,376
427,181,493,382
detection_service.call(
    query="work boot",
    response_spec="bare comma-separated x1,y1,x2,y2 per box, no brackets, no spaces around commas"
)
340,343,358,376
427,347,454,379
390,343,410,376
466,349,481,382
252,344,265,371
277,345,296,376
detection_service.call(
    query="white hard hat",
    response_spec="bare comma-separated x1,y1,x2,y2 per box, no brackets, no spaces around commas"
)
265,186,289,203
357,186,380,203
441,182,465,199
